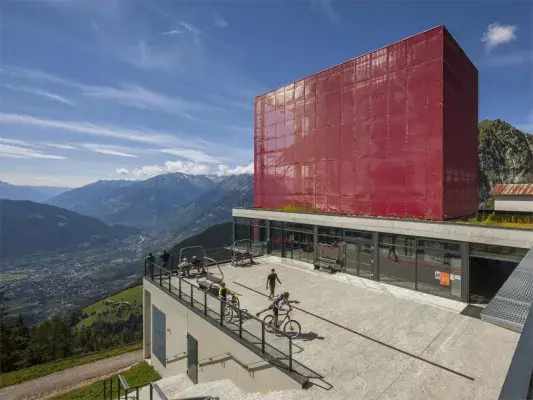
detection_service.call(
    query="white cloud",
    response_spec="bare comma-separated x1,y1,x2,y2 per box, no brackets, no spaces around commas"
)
116,168,130,175
45,143,79,150
0,113,202,148
0,137,39,148
213,12,228,28
80,83,218,119
0,143,67,160
128,160,253,179
481,23,518,51
90,148,138,157
217,162,254,176
312,0,341,25
160,148,219,163
161,30,181,36
80,143,139,157
3,84,75,106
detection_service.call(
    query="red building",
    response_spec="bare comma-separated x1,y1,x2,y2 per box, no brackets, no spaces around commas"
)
253,25,478,221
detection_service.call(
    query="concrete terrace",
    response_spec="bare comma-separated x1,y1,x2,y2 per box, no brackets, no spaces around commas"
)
171,257,519,400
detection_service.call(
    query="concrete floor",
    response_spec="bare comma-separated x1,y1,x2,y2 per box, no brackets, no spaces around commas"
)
168,256,519,400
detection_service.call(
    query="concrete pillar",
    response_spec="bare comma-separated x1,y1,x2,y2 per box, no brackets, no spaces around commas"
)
313,225,319,261
461,242,470,302
143,288,152,360
372,232,380,281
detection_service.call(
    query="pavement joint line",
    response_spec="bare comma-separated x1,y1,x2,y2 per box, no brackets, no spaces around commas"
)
233,280,475,382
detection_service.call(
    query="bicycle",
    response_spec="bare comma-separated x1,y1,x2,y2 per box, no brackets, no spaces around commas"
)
222,292,242,323
263,307,301,339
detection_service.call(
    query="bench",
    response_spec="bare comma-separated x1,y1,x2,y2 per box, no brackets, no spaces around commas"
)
198,272,224,296
313,257,344,273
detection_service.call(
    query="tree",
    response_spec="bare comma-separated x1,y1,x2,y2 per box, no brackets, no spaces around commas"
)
0,286,17,373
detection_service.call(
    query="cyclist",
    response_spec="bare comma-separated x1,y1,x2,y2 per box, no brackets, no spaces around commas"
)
256,291,291,328
219,282,229,302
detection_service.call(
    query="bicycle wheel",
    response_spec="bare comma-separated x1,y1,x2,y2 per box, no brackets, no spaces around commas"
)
263,315,276,333
223,304,234,323
283,319,301,339
233,297,240,310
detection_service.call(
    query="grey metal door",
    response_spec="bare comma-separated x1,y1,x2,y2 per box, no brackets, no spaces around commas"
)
187,334,198,384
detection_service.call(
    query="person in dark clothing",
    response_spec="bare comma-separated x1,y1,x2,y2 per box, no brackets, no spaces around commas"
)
146,252,156,276
266,269,282,300
159,250,170,269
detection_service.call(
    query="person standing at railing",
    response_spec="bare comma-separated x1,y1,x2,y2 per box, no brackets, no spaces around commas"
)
146,252,156,276
266,269,282,300
159,250,170,269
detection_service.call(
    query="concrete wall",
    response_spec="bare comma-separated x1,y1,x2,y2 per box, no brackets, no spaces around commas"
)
143,278,303,392
494,197,533,212
233,208,533,248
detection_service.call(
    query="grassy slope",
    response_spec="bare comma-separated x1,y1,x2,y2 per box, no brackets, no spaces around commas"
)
77,286,143,327
0,343,142,388
50,361,160,400
0,273,29,281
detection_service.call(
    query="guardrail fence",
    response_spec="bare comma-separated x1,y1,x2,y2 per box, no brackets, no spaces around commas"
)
143,260,294,374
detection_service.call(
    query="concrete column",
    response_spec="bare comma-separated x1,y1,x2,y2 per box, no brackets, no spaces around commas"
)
461,242,470,302
372,232,380,281
143,288,152,360
313,225,319,261
266,220,271,254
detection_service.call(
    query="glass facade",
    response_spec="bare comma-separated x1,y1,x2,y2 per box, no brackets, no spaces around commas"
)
233,217,529,303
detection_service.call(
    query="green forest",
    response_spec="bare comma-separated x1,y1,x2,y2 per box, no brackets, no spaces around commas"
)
0,285,142,374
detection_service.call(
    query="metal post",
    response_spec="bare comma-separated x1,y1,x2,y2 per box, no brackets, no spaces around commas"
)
159,269,162,287
261,322,265,353
136,387,139,398
103,379,106,399
289,337,293,372
151,263,154,281
220,300,224,325
179,278,182,299
239,309,243,339
117,376,121,399
150,384,153,400
190,285,194,307
169,275,172,292
204,291,207,315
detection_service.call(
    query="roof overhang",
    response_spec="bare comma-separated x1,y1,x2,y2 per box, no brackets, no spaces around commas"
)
233,208,533,248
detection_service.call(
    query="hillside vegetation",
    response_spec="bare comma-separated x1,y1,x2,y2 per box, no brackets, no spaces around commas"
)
77,286,142,327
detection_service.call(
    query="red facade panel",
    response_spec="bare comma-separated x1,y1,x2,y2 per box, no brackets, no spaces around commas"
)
254,25,478,221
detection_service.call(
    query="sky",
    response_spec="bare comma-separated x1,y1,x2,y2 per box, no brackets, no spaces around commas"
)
0,0,531,188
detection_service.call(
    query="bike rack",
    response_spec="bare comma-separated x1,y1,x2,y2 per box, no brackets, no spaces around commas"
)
313,242,345,273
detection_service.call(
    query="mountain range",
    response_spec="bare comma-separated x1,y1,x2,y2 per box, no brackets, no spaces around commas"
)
0,181,69,203
46,173,230,228
0,199,139,259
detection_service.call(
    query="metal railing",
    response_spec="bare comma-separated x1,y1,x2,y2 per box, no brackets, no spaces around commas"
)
102,374,167,400
499,283,533,399
143,262,295,374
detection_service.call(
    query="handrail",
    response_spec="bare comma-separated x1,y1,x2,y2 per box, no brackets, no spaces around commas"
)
498,248,533,400
145,263,294,374
198,351,251,371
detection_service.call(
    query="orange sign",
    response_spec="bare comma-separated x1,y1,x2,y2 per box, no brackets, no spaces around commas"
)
440,272,450,286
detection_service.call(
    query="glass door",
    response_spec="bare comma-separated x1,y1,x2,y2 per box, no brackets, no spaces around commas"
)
358,242,373,279
345,241,374,279
345,242,359,276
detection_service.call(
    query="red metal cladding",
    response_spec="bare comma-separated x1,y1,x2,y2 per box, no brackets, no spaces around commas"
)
491,184,533,196
253,25,478,221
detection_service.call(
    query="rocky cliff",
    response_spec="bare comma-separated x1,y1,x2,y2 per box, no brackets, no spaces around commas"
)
478,119,533,204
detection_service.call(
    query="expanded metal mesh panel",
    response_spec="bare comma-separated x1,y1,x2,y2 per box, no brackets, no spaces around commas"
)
482,248,533,332
254,26,478,221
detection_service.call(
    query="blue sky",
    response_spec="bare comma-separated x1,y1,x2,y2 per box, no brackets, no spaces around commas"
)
0,0,531,187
